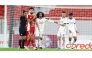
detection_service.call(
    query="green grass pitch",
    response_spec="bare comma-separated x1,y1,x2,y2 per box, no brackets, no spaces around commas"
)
0,48,92,51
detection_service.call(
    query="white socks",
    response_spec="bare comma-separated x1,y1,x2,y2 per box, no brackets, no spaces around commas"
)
36,39,43,47
36,40,38,47
72,40,76,45
69,40,76,48
69,41,72,48
62,41,65,48
57,40,60,48
39,39,42,47
57,39,65,49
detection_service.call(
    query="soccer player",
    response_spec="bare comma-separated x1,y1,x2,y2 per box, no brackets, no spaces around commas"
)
24,7,40,50
19,10,27,49
35,12,57,49
56,11,67,49
67,13,79,49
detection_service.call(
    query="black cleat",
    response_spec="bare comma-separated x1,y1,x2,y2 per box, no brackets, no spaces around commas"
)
71,47,74,49
39,47,42,49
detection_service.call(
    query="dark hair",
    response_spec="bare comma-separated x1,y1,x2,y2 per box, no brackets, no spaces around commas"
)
62,11,66,13
36,12,44,18
23,10,26,13
69,13,73,16
29,7,34,10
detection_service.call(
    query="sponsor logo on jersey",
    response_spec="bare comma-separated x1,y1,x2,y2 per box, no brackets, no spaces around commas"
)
39,22,43,24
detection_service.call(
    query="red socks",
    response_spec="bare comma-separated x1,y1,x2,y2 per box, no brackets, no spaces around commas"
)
24,39,36,47
30,39,36,47
24,39,31,47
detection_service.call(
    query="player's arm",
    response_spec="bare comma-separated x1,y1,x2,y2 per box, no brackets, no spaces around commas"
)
26,15,31,31
45,18,58,24
59,20,66,26
36,19,40,31
19,16,22,26
27,18,34,23
74,19,79,33
26,15,31,23
26,15,35,23
52,19,65,26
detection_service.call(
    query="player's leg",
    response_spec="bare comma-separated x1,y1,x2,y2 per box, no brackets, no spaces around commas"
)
68,32,73,49
35,29,39,48
21,31,26,49
19,36,23,48
61,37,65,49
20,27,27,49
72,31,77,49
56,31,61,49
19,27,25,49
62,38,65,49
61,31,66,49
24,31,31,50
35,36,39,48
30,35,37,50
39,31,43,49
30,29,37,50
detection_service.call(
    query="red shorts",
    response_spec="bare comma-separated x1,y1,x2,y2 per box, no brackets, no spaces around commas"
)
26,27,35,38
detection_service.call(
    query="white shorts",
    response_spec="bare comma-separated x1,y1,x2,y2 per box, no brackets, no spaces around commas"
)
57,30,66,38
35,29,44,38
68,30,77,37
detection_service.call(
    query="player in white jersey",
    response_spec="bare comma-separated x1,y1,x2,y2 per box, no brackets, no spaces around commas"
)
67,13,79,49
35,12,57,49
56,11,68,49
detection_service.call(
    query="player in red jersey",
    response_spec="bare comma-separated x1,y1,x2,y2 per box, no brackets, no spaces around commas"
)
24,7,40,50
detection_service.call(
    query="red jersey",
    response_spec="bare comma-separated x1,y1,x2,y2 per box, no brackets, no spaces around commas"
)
26,14,36,36
26,14,36,28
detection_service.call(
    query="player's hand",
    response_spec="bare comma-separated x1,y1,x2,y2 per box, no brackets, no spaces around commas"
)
54,21,58,24
69,30,72,33
76,30,79,33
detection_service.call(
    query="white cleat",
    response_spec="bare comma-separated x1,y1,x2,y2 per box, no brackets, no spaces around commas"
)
71,47,74,50
24,46,29,50
56,47,60,50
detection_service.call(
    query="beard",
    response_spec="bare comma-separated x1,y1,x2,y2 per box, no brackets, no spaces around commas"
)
30,12,33,14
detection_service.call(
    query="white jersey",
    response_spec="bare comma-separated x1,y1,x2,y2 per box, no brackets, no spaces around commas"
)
58,17,68,31
67,18,77,30
36,17,54,31
36,18,46,31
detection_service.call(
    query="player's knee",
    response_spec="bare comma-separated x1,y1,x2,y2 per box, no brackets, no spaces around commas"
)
62,37,65,41
40,38,42,40
27,37,31,40
20,36,23,40
36,36,39,39
69,37,72,41
57,36,60,40
73,36,77,41
23,36,26,40
30,35,34,40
